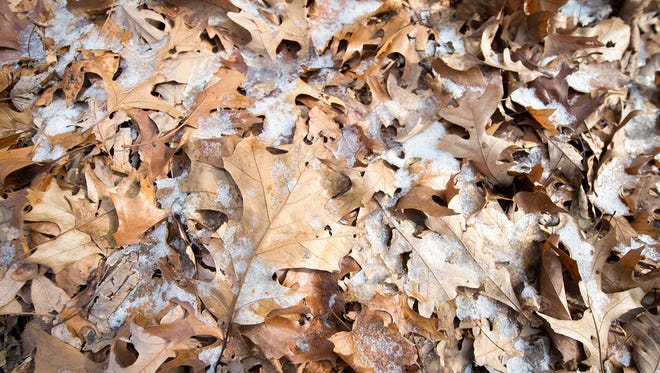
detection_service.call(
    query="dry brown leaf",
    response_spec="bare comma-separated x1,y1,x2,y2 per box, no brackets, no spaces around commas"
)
112,5,171,44
0,146,41,186
31,275,69,316
219,135,356,325
110,177,170,246
0,265,26,309
0,1,27,51
330,308,417,372
27,230,102,273
438,80,518,186
184,68,255,128
622,312,660,373
108,323,176,372
426,211,525,315
390,218,481,317
228,0,310,60
539,214,646,368
29,326,104,372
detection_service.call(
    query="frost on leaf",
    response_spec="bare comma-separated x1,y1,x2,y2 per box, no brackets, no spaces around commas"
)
217,135,356,325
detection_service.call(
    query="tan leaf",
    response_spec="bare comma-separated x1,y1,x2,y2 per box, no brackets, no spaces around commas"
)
24,181,76,233
108,323,176,372
110,177,170,246
391,220,481,318
31,275,69,316
426,211,525,315
326,159,397,220
0,146,40,186
329,308,417,373
184,68,255,128
539,214,646,368
228,0,310,60
219,135,356,324
113,5,171,44
0,265,26,309
29,326,104,372
622,312,660,373
473,319,522,372
27,230,102,273
438,80,518,186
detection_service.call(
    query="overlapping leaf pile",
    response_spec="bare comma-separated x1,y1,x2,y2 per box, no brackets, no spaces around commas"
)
0,0,658,371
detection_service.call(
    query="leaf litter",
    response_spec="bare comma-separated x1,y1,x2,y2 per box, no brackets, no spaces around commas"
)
0,0,658,372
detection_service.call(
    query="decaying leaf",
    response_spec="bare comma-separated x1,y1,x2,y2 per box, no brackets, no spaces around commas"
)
2,0,658,371
329,308,418,373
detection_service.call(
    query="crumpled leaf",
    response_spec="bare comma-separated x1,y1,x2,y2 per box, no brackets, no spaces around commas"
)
329,308,418,373
538,214,646,368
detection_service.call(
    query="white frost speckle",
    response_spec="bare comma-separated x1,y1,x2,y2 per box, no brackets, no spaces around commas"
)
455,293,499,321
198,345,222,366
309,0,381,50
559,0,612,26
511,87,575,126
589,159,633,215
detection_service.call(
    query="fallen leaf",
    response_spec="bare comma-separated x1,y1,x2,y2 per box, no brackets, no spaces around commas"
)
110,176,170,246
29,326,104,372
113,5,171,44
329,308,418,373
219,135,356,325
108,323,176,372
438,80,518,185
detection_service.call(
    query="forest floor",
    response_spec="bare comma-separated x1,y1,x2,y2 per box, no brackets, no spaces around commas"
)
0,0,658,372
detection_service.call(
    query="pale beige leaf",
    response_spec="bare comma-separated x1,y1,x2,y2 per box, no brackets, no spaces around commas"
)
220,136,356,324
113,6,171,44
27,230,102,273
108,323,175,373
0,266,25,309
24,181,76,233
31,275,70,316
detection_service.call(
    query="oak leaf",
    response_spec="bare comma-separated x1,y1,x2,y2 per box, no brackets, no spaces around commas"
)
110,177,170,246
218,135,356,325
108,323,176,372
112,5,171,44
228,0,309,60
538,214,646,368
184,68,255,128
426,211,525,315
24,181,103,272
29,326,104,372
438,80,518,186
390,219,481,318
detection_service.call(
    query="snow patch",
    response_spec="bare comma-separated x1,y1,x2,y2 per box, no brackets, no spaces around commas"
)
590,159,633,215
455,293,499,321
511,87,575,126
437,25,466,54
195,111,237,139
559,0,612,26
309,0,381,50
